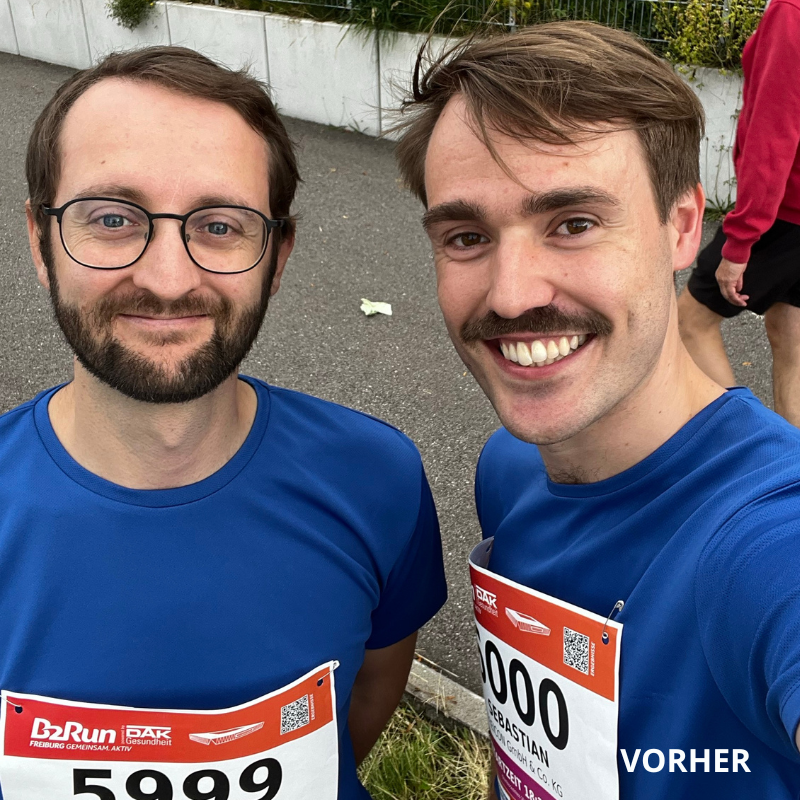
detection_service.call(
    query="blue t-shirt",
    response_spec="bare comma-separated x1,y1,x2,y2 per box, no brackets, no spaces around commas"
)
0,376,447,800
477,388,800,798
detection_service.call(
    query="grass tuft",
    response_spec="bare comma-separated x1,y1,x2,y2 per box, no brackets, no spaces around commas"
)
359,703,490,800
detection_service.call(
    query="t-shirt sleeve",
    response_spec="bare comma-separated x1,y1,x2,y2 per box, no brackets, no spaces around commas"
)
696,486,800,761
365,473,447,649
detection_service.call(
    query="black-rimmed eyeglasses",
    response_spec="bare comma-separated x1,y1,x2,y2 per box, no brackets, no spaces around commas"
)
43,197,286,275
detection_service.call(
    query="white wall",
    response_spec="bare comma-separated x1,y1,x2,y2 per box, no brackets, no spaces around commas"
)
1,0,742,199
167,2,269,83
82,0,170,61
687,66,742,206
1,0,19,55
267,16,379,134
8,0,91,68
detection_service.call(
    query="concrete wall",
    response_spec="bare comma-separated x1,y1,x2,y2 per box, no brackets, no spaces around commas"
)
1,0,742,197
1,0,19,55
686,66,742,207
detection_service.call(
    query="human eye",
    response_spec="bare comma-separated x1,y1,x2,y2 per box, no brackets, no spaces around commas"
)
83,204,142,236
191,212,246,240
446,231,490,250
552,217,596,238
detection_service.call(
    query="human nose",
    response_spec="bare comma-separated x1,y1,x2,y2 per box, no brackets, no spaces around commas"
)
485,235,557,319
130,219,203,300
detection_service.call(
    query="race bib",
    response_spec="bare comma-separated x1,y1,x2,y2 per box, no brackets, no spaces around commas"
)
0,662,338,800
470,539,622,800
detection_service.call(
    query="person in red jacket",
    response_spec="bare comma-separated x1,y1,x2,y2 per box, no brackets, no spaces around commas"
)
677,0,800,426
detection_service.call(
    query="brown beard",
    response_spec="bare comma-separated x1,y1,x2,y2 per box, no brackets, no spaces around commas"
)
45,242,278,404
460,305,613,342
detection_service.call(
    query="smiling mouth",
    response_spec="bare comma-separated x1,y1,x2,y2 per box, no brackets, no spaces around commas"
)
495,334,589,367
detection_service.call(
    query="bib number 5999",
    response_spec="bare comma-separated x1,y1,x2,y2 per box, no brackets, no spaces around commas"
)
73,758,282,800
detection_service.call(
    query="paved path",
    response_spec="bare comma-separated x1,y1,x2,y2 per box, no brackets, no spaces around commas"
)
0,52,775,693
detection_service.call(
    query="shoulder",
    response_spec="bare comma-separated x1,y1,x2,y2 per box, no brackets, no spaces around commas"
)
250,379,426,526
694,394,800,603
0,390,51,450
257,379,422,467
700,390,800,473
767,0,800,18
756,0,800,40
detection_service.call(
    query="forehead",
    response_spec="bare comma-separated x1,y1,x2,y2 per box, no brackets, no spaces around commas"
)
423,95,651,212
56,78,271,210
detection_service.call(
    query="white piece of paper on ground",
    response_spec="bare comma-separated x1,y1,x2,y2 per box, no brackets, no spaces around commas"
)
360,298,392,316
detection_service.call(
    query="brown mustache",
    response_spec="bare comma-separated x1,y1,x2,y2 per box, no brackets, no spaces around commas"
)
88,291,232,326
461,306,612,342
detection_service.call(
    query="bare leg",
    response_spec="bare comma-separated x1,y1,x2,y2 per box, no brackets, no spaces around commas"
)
677,289,737,388
764,303,800,427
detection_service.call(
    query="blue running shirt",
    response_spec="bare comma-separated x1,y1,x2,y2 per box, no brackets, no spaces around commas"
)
0,377,447,799
477,388,800,798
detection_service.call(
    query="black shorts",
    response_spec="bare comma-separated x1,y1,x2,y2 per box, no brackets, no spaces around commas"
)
687,218,800,317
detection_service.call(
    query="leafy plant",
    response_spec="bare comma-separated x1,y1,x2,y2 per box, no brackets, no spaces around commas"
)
656,0,764,69
107,0,156,30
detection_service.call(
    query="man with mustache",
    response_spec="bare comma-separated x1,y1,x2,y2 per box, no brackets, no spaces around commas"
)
0,46,446,800
396,21,800,800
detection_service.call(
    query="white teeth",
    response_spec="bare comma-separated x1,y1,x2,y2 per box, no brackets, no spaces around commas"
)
499,335,589,367
530,340,548,363
516,342,533,366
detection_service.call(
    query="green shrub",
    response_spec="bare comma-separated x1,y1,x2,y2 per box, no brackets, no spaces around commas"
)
107,0,156,30
656,0,764,69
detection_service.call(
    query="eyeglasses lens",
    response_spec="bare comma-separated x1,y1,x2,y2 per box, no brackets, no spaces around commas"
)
62,200,149,269
185,207,267,273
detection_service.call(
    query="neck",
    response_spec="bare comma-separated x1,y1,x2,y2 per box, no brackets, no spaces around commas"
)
538,317,725,484
48,361,258,490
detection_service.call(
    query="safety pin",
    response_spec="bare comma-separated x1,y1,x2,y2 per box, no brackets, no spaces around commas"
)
601,599,625,644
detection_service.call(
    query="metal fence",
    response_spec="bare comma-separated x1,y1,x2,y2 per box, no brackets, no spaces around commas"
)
200,0,683,45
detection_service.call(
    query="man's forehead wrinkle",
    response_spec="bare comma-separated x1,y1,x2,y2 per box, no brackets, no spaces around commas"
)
422,200,488,230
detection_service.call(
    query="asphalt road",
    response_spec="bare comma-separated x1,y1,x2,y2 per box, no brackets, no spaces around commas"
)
0,52,775,693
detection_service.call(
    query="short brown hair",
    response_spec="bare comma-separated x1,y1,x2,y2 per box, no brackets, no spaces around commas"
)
26,46,300,240
394,22,704,222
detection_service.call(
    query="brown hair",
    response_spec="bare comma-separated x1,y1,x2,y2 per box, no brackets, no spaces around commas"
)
394,22,704,222
26,46,300,243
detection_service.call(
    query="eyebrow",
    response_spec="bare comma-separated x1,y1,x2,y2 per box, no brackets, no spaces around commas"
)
422,200,487,231
422,187,620,230
73,185,149,206
521,188,620,215
70,186,257,211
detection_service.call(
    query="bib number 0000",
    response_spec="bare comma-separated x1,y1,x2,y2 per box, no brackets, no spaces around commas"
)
73,758,282,800
479,635,570,751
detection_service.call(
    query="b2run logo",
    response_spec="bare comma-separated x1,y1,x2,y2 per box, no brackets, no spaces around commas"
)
620,749,750,773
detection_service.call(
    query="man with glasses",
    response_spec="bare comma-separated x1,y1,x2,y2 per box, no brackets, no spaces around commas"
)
0,47,446,800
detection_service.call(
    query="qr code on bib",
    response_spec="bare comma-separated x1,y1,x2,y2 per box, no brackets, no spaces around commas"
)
563,627,590,674
280,695,310,735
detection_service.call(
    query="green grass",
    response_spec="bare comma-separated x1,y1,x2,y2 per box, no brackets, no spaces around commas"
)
359,703,491,800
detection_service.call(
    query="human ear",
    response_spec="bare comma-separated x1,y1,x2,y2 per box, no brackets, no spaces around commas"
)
668,183,705,273
26,200,51,291
269,224,296,297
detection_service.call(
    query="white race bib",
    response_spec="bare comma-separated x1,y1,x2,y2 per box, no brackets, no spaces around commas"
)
0,662,339,800
470,539,622,800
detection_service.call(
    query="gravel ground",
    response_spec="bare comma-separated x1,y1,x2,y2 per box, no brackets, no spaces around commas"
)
0,52,775,692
